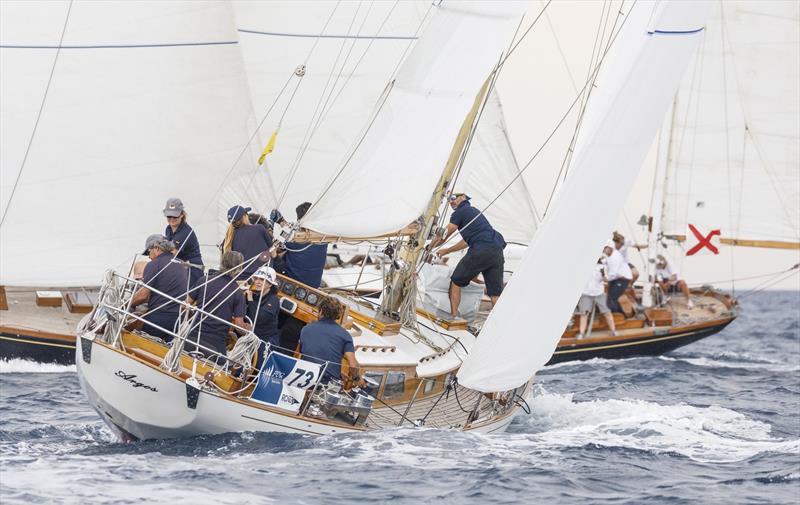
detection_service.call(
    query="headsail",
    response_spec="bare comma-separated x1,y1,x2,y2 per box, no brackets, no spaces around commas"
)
660,1,800,250
457,1,712,392
0,0,261,286
295,1,526,238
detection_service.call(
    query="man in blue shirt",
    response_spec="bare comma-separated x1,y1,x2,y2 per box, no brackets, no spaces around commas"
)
299,297,361,383
429,193,506,317
130,234,189,342
186,250,249,357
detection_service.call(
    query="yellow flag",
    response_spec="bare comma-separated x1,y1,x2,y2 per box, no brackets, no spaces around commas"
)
258,130,278,165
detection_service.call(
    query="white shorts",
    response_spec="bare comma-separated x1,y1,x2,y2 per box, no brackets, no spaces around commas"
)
577,294,610,315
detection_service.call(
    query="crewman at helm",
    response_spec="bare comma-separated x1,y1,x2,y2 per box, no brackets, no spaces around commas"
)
130,234,189,342
186,250,250,357
163,197,204,286
222,204,273,280
428,192,506,317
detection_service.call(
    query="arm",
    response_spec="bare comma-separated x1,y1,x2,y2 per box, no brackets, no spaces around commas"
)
439,239,467,256
232,316,251,333
429,223,459,250
130,287,150,307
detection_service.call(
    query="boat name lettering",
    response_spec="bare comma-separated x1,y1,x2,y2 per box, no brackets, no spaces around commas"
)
115,371,158,392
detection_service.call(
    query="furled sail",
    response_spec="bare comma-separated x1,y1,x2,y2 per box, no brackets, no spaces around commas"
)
0,1,261,286
232,1,536,243
291,2,527,238
457,1,712,392
660,1,800,249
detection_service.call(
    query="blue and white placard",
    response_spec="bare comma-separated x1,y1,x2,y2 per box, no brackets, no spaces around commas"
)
250,352,322,412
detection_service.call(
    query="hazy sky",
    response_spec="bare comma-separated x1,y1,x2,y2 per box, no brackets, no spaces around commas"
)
495,0,799,290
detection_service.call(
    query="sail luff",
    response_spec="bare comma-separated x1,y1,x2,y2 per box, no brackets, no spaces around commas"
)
457,1,713,392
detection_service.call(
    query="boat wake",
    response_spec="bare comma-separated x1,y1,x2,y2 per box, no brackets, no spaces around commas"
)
505,388,799,463
658,351,800,373
0,359,76,374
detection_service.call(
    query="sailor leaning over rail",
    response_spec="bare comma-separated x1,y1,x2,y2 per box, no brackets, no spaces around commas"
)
428,192,506,317
129,234,188,342
186,250,251,357
222,204,273,280
163,197,204,286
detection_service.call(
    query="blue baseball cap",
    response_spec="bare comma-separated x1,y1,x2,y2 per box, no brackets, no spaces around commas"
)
227,205,251,223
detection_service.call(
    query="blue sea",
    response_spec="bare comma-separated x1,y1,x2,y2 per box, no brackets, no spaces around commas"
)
1,291,798,504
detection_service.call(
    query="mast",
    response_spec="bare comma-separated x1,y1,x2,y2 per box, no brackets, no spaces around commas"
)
642,96,677,308
380,77,493,318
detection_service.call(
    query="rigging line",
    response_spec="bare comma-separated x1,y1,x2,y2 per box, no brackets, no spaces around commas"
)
720,3,736,296
737,268,799,299
0,0,73,229
433,0,638,254
543,2,579,93
687,264,800,287
274,1,367,210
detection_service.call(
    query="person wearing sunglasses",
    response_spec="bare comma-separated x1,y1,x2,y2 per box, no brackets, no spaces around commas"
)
429,192,506,317
163,197,204,286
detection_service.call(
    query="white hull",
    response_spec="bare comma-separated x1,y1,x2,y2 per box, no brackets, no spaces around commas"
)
76,336,518,440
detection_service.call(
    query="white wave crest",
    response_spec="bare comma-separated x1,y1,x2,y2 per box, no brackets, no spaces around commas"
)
0,359,76,374
516,389,799,463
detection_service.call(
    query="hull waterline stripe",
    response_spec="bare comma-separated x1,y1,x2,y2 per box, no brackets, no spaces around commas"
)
240,414,330,436
554,325,726,355
0,41,238,49
0,335,76,349
237,29,418,40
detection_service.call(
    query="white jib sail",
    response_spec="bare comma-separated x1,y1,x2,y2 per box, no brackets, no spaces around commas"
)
660,1,800,246
297,1,526,238
0,1,261,286
457,1,713,392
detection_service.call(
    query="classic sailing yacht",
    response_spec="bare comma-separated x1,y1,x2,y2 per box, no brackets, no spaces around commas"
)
74,0,710,439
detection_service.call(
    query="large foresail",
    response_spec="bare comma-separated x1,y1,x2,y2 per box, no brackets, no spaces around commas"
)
660,1,800,249
457,1,712,392
296,2,526,238
0,1,261,286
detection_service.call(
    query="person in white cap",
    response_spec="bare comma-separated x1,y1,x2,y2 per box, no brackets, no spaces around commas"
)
247,266,281,349
602,240,632,314
656,254,693,309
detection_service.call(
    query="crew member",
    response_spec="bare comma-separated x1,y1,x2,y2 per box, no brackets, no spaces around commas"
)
186,250,250,357
247,266,281,349
603,240,633,314
163,197,204,285
612,231,645,286
222,204,272,280
273,202,329,352
130,234,189,341
299,297,361,384
655,254,693,309
429,193,506,317
576,258,617,338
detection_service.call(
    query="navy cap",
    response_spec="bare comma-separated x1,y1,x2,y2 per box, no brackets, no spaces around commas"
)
227,205,252,223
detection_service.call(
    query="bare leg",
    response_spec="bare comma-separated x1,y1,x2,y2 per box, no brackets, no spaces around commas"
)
489,295,499,307
579,314,588,335
631,266,639,285
449,282,461,317
678,280,690,298
603,313,617,335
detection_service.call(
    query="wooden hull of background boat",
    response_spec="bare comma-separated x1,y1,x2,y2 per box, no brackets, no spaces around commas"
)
547,318,735,365
0,328,76,365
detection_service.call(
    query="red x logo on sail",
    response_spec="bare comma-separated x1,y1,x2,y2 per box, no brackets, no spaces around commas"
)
686,224,721,256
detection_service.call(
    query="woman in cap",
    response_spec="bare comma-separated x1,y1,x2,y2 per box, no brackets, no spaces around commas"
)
247,266,281,348
163,197,204,285
222,204,273,280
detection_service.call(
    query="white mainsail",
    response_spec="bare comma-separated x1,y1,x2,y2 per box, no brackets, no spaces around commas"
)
660,1,800,248
291,1,526,238
457,1,712,392
0,0,261,287
232,1,537,243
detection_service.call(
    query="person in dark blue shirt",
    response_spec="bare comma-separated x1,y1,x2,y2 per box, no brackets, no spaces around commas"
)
247,266,280,348
273,202,329,352
186,250,249,357
163,197,204,286
299,297,361,383
222,204,273,280
429,193,506,317
130,234,189,342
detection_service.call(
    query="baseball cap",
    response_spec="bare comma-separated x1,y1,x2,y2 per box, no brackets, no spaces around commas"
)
163,198,184,218
227,204,252,223
143,234,166,254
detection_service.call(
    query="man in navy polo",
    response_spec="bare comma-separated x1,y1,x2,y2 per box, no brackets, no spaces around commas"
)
186,250,250,357
130,234,189,341
429,192,506,317
299,297,361,383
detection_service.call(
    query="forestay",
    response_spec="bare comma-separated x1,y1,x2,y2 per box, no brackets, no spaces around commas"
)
297,1,526,238
0,1,261,286
457,1,712,392
660,1,800,248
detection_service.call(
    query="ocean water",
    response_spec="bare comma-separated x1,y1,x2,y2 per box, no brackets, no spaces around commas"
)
0,291,798,504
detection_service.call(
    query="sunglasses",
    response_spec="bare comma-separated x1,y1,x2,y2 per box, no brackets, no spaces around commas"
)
448,194,462,201
166,215,181,220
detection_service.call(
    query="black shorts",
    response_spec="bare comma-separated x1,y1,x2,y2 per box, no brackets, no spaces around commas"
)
451,247,505,296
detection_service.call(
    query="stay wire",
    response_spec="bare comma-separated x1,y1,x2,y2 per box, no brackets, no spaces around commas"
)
0,0,74,228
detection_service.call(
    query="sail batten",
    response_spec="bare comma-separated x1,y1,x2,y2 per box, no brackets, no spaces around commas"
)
457,1,713,392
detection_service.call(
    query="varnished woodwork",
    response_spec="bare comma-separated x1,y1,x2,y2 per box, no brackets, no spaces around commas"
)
665,234,800,250
0,286,7,311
